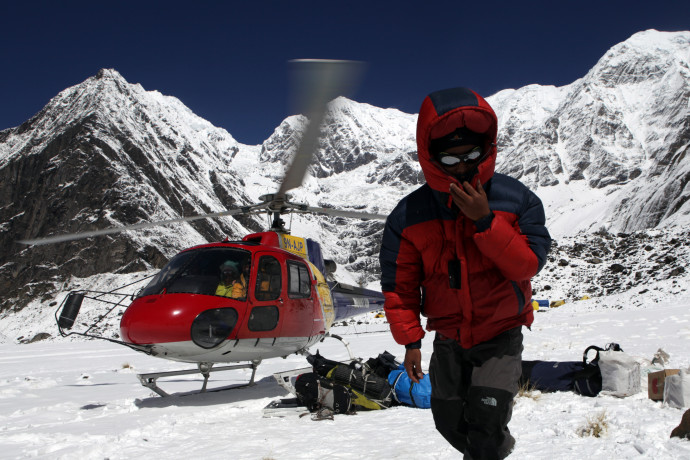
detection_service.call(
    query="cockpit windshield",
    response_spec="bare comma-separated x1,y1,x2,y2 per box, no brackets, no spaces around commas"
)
138,247,251,299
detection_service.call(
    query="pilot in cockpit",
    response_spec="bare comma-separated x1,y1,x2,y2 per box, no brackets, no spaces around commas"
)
215,261,246,299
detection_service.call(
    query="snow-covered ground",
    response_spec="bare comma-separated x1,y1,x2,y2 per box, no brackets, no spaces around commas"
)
2,282,690,459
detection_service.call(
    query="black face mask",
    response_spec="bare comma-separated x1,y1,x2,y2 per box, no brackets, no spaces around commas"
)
454,169,477,183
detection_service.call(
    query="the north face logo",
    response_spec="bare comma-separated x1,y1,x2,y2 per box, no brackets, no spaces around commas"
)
481,396,497,407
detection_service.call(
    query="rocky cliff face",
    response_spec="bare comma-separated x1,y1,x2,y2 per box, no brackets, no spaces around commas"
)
534,227,690,302
1,30,689,314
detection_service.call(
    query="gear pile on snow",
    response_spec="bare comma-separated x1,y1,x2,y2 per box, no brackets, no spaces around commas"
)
304,351,396,411
291,350,438,419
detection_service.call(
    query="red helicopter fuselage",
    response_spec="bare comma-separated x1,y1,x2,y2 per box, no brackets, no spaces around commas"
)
119,232,379,364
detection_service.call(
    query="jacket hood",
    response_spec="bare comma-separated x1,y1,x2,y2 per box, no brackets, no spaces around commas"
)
416,87,498,194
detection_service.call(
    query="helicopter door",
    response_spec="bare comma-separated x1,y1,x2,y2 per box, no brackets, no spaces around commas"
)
246,254,283,334
281,259,314,339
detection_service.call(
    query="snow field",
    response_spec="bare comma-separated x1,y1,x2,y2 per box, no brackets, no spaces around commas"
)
2,289,690,459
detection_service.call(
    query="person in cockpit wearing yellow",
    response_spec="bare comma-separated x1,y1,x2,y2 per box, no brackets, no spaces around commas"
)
216,261,246,299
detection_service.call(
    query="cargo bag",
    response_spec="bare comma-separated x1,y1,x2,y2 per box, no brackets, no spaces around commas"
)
519,360,589,393
307,351,394,410
294,372,352,419
388,364,432,408
519,343,626,397
365,351,401,379
598,347,641,397
664,370,690,409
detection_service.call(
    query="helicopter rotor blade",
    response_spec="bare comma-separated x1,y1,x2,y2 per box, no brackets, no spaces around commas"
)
302,205,387,221
276,59,365,198
17,206,260,246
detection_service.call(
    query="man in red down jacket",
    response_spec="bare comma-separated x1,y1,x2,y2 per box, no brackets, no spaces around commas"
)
380,87,550,459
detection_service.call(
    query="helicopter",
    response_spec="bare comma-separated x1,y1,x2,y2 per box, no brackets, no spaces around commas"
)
19,60,389,397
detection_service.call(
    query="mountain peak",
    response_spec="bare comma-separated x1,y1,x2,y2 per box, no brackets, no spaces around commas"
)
95,68,126,81
625,29,690,50
592,29,690,80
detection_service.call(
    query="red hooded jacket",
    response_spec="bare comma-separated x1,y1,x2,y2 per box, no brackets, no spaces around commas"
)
380,88,551,349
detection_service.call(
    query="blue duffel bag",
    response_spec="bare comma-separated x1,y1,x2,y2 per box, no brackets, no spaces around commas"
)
388,364,432,408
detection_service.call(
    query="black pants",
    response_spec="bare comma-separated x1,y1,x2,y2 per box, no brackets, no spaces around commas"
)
429,327,523,460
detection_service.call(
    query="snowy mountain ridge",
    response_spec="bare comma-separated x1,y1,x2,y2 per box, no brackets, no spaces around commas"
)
492,29,690,233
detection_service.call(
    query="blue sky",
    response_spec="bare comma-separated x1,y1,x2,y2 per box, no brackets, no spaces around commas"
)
2,1,688,145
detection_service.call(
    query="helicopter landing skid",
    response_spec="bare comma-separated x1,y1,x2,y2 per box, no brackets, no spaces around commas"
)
137,361,260,397
321,332,356,361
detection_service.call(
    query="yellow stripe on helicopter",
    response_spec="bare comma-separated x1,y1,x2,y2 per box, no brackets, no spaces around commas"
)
278,233,334,330
279,233,308,258
307,261,335,330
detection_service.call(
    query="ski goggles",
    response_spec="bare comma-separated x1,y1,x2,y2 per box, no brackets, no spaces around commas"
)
435,146,483,166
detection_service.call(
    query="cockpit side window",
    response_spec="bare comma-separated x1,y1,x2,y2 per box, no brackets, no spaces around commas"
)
255,256,281,301
138,251,195,298
137,248,251,298
287,260,311,299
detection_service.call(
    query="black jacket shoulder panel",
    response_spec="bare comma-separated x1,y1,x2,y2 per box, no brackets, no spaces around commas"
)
428,88,479,116
488,174,551,272
485,173,531,214
389,184,455,230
